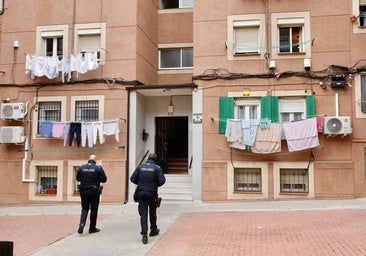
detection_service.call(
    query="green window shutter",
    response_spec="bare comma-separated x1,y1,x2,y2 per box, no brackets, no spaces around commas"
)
261,96,278,122
306,95,316,118
219,97,234,134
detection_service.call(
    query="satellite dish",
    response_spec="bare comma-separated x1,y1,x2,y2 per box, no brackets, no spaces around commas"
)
326,118,342,133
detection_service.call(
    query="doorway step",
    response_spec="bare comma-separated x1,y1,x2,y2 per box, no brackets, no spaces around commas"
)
159,174,192,201
167,158,188,174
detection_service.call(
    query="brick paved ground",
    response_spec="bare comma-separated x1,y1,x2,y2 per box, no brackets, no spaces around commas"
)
0,214,109,256
147,210,366,256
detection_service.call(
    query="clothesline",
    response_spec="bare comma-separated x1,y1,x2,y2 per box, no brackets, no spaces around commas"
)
25,117,126,123
18,145,125,153
210,114,326,122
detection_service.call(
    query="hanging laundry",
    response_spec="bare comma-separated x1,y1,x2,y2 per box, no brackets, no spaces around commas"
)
81,122,94,148
40,121,53,138
63,123,71,147
316,116,324,133
69,122,82,147
251,123,282,154
52,122,65,138
103,119,120,142
25,51,99,82
225,119,242,143
93,121,104,145
283,118,320,152
242,119,260,146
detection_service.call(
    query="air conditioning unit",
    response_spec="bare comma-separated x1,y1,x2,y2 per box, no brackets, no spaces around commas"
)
323,116,352,135
1,103,26,119
0,126,26,144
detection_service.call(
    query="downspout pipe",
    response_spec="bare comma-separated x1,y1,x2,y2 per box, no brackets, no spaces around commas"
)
124,88,131,203
22,137,35,182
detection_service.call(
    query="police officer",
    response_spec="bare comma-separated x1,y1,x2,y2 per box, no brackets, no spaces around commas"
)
130,153,166,244
76,154,107,234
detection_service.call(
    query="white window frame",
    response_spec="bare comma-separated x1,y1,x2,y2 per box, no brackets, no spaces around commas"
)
74,23,106,65
158,43,193,70
70,95,104,122
352,0,366,33
29,160,63,202
227,14,266,60
355,74,366,118
279,97,306,123
32,96,67,139
159,0,193,9
273,162,314,199
271,12,311,59
228,162,268,200
36,25,68,57
234,98,261,120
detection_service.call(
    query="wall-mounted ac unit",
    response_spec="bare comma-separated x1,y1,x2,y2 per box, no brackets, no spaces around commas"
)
323,116,352,135
1,103,26,119
0,126,25,144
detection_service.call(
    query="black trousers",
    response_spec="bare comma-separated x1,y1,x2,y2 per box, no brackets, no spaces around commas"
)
79,189,100,230
137,190,158,235
69,122,81,147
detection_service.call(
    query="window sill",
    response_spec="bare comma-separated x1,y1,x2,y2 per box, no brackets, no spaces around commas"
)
277,52,306,56
279,192,308,196
234,52,260,57
234,191,262,194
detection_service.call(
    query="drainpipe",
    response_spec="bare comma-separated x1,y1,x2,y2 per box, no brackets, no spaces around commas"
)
124,89,131,203
22,137,35,182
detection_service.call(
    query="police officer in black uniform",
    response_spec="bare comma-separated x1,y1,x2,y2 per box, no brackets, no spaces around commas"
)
76,154,107,234
130,153,166,244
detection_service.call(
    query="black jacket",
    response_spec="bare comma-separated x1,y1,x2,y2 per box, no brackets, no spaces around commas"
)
77,160,107,189
130,159,166,193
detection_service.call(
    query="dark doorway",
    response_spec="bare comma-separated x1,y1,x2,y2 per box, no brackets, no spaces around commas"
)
155,116,188,174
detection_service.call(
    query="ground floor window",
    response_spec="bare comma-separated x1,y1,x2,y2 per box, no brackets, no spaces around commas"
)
234,168,262,192
36,166,58,195
280,168,308,193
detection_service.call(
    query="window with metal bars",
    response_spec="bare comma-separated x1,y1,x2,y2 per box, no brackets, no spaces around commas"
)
73,166,80,195
37,101,61,134
280,168,308,193
36,166,58,195
75,100,99,122
234,168,262,192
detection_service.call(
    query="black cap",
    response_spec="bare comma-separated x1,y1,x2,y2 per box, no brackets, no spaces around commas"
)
148,153,157,161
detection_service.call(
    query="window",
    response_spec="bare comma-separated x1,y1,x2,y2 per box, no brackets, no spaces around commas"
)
37,101,61,134
36,25,68,59
75,100,99,122
279,98,306,122
219,94,315,134
235,99,260,120
280,168,308,193
227,15,265,60
233,21,260,55
160,0,193,9
74,23,106,64
279,26,302,53
361,75,366,112
234,168,262,192
159,48,193,69
36,166,58,195
271,12,310,58
360,0,366,26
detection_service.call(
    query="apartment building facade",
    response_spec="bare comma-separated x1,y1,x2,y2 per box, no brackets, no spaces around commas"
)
0,0,366,205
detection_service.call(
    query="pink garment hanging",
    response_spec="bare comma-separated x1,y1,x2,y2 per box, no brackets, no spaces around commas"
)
283,118,320,152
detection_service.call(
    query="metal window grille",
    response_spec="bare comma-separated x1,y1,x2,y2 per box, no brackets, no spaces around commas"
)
37,101,61,134
234,168,262,192
75,100,99,122
36,166,57,195
73,166,80,196
280,168,308,193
